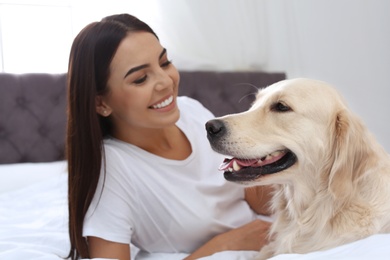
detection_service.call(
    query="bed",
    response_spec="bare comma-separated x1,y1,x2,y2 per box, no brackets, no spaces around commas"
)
1,71,389,260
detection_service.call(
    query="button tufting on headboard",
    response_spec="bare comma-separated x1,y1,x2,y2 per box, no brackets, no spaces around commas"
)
51,95,61,106
0,126,7,139
16,97,29,109
38,125,49,137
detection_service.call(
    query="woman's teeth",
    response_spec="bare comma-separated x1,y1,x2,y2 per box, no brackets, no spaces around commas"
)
152,96,173,109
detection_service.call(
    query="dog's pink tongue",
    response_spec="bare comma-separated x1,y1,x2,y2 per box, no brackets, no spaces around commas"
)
219,158,258,171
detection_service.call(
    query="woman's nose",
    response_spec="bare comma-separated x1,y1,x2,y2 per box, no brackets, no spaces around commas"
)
154,69,173,90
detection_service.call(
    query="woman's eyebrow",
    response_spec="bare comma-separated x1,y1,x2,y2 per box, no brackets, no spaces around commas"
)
159,48,167,60
123,64,148,79
123,48,167,79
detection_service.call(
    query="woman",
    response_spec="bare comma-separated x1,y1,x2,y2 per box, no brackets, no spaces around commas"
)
67,13,271,260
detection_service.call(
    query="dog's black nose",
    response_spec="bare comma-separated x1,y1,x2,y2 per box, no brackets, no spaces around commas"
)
205,119,226,140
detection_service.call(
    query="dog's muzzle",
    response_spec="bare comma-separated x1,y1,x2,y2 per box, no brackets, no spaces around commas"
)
206,118,298,182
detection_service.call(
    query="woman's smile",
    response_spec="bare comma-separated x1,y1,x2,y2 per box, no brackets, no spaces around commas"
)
150,95,176,112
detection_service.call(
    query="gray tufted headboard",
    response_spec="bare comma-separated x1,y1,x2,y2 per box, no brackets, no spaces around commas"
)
0,71,285,164
0,73,67,164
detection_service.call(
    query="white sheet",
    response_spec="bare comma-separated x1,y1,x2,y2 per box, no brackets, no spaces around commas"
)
1,161,390,260
0,161,69,259
0,160,68,194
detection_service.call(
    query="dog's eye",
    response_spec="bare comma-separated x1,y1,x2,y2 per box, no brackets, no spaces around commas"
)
271,102,291,112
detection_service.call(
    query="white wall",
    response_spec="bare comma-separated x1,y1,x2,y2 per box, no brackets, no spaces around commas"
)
263,0,390,152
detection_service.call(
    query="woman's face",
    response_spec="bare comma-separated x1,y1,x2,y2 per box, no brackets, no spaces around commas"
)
98,32,180,135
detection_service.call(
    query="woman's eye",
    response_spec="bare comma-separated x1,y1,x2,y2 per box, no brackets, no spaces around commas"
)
133,75,147,84
161,60,172,68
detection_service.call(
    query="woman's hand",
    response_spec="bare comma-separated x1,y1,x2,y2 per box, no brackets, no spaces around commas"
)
184,219,271,260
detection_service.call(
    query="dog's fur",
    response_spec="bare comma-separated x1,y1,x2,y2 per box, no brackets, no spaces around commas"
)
206,78,390,259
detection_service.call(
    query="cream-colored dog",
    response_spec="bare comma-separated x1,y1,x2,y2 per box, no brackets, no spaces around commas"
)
206,78,390,259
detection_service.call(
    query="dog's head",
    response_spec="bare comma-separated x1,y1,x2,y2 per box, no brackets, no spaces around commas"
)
206,78,370,196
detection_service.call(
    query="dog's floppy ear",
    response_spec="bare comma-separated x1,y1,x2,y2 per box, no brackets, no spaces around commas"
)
327,109,370,200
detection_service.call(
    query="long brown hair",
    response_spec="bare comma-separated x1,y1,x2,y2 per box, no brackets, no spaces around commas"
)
66,14,158,259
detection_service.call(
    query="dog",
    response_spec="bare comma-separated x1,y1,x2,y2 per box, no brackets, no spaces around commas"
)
205,78,390,259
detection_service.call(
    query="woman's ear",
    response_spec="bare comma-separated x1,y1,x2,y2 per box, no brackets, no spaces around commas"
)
95,95,112,117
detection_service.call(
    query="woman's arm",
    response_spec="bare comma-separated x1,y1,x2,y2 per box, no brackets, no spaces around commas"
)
87,186,273,260
184,219,271,260
88,236,130,260
245,185,274,216
88,221,269,260
184,186,273,259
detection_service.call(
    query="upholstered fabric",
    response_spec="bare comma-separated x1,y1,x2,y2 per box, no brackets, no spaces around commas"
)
0,71,285,164
179,71,286,117
0,73,67,164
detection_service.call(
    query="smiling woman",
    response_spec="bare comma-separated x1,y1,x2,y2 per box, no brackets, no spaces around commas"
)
66,13,272,260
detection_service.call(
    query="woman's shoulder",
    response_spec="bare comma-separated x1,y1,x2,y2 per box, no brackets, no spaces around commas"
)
177,96,204,108
102,138,137,163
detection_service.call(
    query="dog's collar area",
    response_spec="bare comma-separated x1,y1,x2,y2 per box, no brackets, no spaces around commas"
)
222,150,297,182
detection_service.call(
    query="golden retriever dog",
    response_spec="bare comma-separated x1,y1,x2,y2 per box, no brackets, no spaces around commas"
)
205,78,390,259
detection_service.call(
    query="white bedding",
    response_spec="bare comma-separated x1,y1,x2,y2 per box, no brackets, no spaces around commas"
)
1,161,389,260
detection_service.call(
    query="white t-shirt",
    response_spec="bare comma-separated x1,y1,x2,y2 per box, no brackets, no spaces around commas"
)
83,96,257,254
